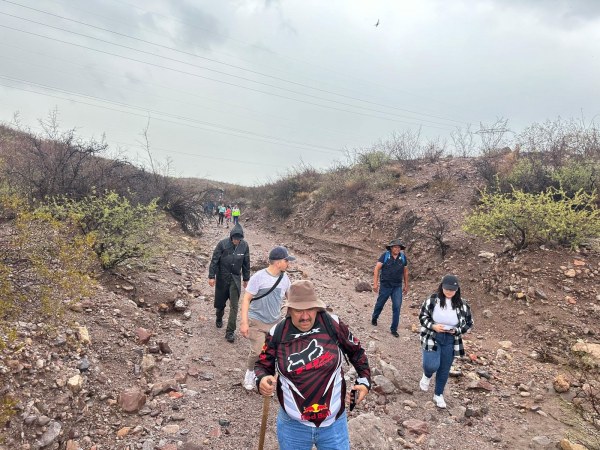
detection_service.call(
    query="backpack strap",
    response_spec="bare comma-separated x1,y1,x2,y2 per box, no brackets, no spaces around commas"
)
320,312,350,365
271,312,350,365
271,317,288,347
250,273,284,302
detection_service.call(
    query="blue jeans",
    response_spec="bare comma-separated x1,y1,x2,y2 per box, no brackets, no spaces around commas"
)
422,332,455,396
276,409,350,450
371,284,403,332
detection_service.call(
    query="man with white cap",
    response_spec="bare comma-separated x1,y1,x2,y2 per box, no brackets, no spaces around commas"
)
239,246,295,390
255,280,371,449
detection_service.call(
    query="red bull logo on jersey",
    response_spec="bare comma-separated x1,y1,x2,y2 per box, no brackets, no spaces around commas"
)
301,403,330,421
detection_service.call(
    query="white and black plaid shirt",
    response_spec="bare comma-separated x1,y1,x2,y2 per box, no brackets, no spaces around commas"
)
419,294,473,356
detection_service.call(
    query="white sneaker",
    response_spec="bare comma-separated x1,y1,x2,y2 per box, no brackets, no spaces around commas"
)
433,394,446,408
419,374,431,392
243,369,256,391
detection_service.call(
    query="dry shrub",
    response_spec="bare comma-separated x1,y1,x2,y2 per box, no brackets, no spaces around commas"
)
323,204,336,221
0,193,97,348
428,169,457,198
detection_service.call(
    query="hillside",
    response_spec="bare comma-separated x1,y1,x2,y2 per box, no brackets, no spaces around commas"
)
1,155,599,450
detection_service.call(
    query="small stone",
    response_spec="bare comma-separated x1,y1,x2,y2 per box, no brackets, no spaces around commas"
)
136,328,153,344
162,424,180,434
78,357,90,372
117,427,131,438
67,374,84,393
77,326,91,345
36,421,62,448
560,438,588,450
158,342,172,354
553,374,570,393
531,435,553,448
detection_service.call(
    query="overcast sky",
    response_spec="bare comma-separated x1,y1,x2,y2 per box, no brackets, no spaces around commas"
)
1,0,599,186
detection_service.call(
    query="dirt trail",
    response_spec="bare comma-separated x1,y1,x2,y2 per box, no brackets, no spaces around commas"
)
161,219,569,450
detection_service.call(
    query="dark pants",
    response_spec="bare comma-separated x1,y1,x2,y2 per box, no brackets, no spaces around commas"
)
423,332,455,396
218,213,224,225
215,281,240,333
371,284,403,332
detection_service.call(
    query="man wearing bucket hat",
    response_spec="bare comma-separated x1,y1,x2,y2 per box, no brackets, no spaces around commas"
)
255,280,371,449
239,246,295,391
371,238,409,337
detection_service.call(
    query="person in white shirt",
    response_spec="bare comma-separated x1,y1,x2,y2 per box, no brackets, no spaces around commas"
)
239,246,295,390
418,274,473,408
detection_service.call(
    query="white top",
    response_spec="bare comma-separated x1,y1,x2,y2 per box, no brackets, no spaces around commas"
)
432,298,459,329
247,268,291,323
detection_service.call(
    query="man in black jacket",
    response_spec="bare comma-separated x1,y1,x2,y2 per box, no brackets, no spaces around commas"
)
208,223,250,342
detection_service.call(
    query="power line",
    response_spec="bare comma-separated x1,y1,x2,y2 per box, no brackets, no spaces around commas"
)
0,43,368,143
1,0,467,125
103,0,470,118
0,77,347,155
109,140,288,170
0,16,457,130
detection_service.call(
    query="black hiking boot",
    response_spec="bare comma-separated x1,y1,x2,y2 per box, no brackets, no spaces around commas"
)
225,331,235,343
216,318,223,328
371,318,377,326
391,330,399,337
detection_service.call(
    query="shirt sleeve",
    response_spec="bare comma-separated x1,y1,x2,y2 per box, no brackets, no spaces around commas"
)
419,296,435,330
456,301,473,335
246,273,260,295
377,253,386,264
335,318,371,389
254,325,278,385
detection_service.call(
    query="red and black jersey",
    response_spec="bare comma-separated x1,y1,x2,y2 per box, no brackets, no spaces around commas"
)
255,312,371,428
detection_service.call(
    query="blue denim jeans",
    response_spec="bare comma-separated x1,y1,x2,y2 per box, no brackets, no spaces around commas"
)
371,284,403,332
276,409,350,450
422,331,455,396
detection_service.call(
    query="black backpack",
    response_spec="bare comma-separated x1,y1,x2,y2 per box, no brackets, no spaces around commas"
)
271,311,349,364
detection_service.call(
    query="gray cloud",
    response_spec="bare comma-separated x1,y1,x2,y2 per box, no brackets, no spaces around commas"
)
489,0,600,27
167,0,226,51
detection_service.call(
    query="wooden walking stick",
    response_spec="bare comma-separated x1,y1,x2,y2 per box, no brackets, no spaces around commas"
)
258,394,270,450
258,377,275,450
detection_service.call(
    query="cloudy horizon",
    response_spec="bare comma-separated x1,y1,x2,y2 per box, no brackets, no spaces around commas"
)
1,0,599,186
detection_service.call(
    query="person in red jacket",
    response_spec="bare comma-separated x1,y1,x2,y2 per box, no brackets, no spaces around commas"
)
255,280,371,450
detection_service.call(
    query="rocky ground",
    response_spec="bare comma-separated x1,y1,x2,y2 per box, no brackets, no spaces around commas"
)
1,158,599,450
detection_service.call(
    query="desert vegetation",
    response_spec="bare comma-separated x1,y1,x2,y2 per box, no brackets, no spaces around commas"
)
0,112,599,447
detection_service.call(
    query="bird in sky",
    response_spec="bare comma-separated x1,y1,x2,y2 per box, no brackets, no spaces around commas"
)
375,19,380,27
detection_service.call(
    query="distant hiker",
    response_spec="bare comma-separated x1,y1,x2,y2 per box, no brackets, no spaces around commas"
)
419,274,473,408
208,223,250,343
371,238,409,337
232,205,241,225
255,280,371,449
239,246,295,390
225,206,232,227
217,204,226,225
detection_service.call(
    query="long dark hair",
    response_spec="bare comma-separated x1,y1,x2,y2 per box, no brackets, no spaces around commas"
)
436,284,463,310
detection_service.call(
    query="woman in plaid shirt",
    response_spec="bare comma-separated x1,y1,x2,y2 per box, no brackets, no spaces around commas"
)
418,274,473,408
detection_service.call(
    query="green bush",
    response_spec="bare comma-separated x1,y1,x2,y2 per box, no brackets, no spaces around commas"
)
463,187,600,250
500,157,553,193
0,194,96,348
41,191,161,269
552,160,600,198
357,150,391,172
